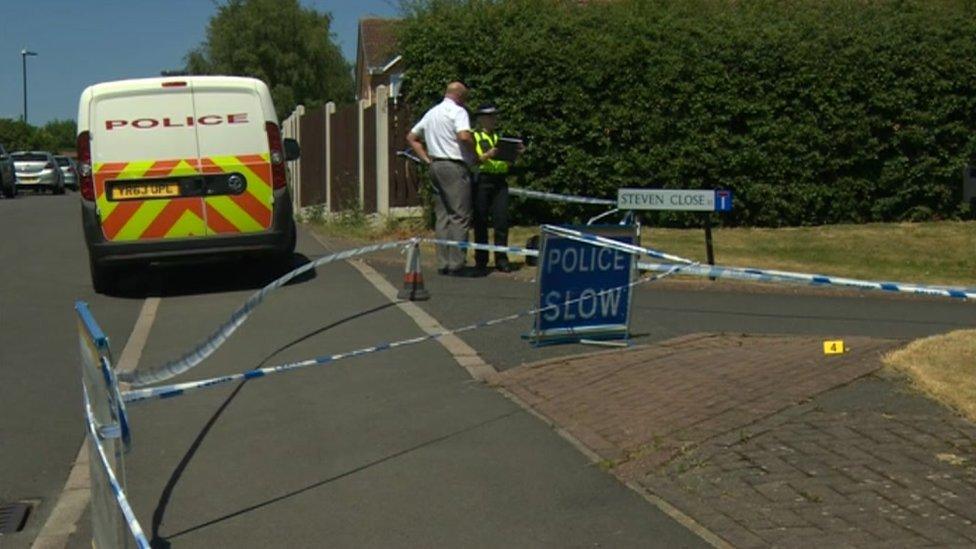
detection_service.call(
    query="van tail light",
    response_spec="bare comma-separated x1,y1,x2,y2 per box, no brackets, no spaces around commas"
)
77,131,95,200
265,122,286,190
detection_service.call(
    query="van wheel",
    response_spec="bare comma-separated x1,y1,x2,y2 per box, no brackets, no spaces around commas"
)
90,260,116,294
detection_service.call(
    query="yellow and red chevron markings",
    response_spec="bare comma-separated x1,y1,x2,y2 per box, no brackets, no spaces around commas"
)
93,154,273,241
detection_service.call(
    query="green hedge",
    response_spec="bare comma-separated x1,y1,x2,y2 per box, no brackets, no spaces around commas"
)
399,0,976,226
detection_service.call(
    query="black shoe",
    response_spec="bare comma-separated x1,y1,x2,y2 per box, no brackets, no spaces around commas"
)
447,267,486,278
438,267,449,275
495,261,515,273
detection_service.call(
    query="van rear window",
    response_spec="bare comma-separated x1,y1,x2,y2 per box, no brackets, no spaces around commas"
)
55,157,70,166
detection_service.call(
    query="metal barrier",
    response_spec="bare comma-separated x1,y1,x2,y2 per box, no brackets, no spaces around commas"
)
76,302,149,549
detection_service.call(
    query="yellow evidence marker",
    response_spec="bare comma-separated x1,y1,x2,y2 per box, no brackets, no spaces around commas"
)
823,340,846,355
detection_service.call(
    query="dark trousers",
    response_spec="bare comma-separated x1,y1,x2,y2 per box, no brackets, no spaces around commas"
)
473,172,509,267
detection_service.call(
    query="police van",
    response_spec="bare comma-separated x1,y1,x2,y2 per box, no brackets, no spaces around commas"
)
76,76,299,293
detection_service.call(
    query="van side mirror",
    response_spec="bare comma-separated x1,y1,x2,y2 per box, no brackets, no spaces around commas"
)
283,138,300,161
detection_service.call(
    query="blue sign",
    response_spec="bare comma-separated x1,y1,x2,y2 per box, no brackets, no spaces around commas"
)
714,190,733,212
533,225,636,345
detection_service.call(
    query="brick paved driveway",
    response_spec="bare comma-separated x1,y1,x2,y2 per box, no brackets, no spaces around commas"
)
498,333,976,547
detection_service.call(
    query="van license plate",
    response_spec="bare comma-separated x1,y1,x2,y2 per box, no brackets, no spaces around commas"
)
111,183,180,200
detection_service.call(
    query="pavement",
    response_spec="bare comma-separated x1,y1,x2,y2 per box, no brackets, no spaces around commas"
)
2,190,974,548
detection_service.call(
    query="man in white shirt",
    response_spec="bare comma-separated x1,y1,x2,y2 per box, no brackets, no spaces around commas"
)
406,81,481,276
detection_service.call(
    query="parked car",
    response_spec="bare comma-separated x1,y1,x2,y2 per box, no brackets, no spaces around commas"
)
0,143,15,198
77,75,300,293
54,155,79,190
12,151,65,194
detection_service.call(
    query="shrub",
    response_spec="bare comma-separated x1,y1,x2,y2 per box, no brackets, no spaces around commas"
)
399,0,976,226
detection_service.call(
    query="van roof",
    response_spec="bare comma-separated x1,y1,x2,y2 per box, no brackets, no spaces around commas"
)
77,76,277,133
84,75,267,95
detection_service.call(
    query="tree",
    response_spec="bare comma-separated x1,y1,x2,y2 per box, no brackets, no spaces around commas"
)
40,119,77,152
0,118,77,152
0,119,37,151
185,0,354,120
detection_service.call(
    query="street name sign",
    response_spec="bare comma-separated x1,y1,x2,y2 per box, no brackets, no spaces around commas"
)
532,225,636,345
617,188,733,212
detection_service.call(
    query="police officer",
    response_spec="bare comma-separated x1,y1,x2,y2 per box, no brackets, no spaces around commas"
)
472,103,521,272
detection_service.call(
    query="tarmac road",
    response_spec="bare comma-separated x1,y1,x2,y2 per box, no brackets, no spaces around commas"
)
0,190,145,546
362,250,975,372
0,193,707,548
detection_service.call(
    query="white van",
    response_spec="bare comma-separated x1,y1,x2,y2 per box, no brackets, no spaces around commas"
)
76,76,299,293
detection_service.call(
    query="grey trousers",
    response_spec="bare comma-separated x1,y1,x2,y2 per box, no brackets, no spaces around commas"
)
430,160,472,270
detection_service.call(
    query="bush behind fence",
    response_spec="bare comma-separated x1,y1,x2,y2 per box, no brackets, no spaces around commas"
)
399,0,976,227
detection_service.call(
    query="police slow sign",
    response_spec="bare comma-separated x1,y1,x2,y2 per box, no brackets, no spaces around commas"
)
533,225,636,344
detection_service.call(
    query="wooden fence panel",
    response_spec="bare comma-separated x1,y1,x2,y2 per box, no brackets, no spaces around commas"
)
330,103,359,212
388,101,422,208
298,106,326,207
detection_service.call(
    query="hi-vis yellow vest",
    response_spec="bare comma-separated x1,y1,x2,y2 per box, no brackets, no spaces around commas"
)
473,130,509,175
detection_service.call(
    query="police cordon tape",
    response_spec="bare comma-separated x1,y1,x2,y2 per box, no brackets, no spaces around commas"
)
421,236,975,300
508,187,617,206
122,239,417,387
540,224,976,301
83,383,151,548
126,228,973,389
121,262,689,404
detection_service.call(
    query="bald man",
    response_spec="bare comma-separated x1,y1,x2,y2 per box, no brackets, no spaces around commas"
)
407,82,481,276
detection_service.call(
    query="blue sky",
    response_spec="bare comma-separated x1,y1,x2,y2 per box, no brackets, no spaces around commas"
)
0,0,399,125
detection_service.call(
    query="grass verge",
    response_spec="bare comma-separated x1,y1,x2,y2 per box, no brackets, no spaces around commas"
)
884,330,976,422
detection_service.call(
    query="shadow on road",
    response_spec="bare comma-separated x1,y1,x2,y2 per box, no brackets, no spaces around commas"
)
148,301,399,548
158,410,518,545
106,253,317,299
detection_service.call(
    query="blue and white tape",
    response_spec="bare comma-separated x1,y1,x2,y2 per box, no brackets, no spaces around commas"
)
637,261,976,300
542,225,976,301
126,227,972,390
425,238,540,258
83,384,150,548
122,263,688,404
123,239,417,387
541,224,694,265
509,187,616,206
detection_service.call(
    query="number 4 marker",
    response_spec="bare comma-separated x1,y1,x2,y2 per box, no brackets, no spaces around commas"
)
823,340,845,355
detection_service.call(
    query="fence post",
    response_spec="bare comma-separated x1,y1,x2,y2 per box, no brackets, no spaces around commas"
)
325,102,335,213
286,105,305,213
358,98,369,210
375,85,390,215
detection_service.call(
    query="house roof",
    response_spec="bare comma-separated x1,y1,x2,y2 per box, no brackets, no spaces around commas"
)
359,18,400,71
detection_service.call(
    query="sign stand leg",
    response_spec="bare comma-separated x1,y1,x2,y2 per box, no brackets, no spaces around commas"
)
702,213,715,281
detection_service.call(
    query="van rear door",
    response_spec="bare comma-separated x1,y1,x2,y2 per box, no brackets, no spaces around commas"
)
192,81,273,235
90,82,205,242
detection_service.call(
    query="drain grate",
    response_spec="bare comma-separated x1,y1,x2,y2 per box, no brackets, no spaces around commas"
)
0,502,31,534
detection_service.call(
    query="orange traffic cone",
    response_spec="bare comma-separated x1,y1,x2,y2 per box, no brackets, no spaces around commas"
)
397,242,430,301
